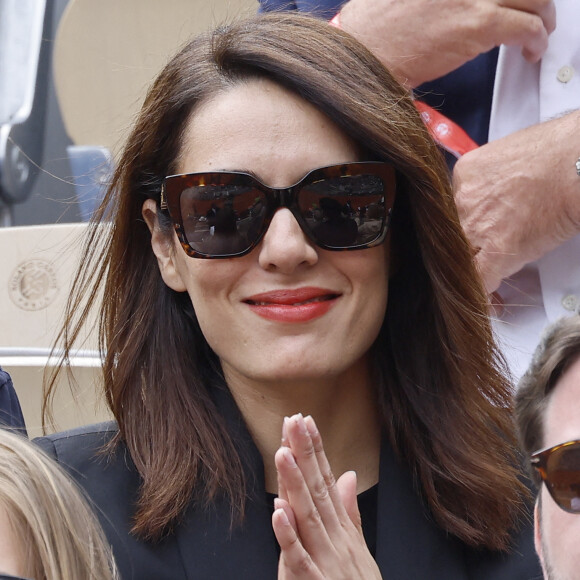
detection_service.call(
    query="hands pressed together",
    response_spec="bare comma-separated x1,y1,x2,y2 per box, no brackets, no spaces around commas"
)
272,414,381,580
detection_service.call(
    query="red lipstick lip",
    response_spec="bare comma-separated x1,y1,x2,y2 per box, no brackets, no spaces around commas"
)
244,287,341,323
244,287,340,305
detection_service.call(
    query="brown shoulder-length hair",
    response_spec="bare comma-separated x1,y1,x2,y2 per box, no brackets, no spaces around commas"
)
44,13,525,549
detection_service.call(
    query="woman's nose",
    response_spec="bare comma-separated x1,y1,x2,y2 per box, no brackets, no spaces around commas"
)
257,208,318,273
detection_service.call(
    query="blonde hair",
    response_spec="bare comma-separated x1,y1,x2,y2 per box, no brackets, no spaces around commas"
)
0,429,117,580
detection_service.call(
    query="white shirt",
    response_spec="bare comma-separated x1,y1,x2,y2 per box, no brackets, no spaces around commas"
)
488,0,580,382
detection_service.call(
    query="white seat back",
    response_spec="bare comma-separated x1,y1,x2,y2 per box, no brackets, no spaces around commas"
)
0,223,110,437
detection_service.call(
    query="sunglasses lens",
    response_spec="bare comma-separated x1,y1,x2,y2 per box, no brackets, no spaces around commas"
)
179,183,267,257
299,174,387,249
546,444,580,512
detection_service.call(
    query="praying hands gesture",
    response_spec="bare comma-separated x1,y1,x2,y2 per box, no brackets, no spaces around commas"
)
272,414,381,579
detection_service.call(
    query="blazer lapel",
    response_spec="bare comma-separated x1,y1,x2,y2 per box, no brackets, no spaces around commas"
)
174,388,487,579
175,384,279,579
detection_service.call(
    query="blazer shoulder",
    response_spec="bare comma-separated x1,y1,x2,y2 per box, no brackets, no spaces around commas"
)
33,421,141,517
34,421,122,479
0,367,27,433
35,420,117,456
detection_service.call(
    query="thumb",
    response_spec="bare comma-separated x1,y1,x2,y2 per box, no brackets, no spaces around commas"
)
336,470,362,531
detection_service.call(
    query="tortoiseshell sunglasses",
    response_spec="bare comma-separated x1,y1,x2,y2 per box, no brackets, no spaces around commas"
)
160,162,396,259
531,439,580,513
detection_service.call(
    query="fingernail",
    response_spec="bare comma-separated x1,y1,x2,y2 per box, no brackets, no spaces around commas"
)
275,507,290,526
282,447,297,467
304,415,318,436
295,413,308,435
282,417,289,444
274,497,283,510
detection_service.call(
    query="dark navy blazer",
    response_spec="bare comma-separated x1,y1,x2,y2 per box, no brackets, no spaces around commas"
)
0,367,27,434
36,384,541,579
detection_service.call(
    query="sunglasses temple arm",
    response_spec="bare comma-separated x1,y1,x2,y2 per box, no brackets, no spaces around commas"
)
160,184,168,210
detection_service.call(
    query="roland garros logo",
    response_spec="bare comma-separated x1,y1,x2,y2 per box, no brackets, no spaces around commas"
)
8,259,59,311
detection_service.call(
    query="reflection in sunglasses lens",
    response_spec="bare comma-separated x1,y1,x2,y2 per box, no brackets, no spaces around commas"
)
181,174,386,255
164,162,396,258
181,186,267,256
300,175,385,248
548,444,580,512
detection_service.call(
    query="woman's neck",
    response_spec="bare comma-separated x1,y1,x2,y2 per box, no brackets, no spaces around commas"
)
223,359,382,495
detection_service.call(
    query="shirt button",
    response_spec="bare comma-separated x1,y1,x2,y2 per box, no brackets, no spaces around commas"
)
557,66,575,83
561,294,579,312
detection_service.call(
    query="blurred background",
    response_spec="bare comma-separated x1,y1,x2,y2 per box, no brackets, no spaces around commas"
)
0,0,256,436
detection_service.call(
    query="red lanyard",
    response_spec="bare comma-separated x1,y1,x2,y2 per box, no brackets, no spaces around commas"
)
414,101,479,158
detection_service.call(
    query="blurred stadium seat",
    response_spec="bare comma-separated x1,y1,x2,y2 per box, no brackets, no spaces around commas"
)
0,0,257,436
0,223,109,437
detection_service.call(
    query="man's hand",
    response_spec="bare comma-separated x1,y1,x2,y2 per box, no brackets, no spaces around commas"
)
339,0,556,87
453,111,580,293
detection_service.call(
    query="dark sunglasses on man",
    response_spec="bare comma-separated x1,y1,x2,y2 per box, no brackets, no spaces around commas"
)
161,161,397,259
531,439,580,513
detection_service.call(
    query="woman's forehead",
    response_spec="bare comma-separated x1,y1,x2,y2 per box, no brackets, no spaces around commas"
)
176,79,361,187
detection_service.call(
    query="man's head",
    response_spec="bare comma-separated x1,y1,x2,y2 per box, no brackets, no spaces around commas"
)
516,316,580,580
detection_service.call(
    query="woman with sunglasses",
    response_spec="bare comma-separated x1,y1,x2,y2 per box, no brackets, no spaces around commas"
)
37,13,539,580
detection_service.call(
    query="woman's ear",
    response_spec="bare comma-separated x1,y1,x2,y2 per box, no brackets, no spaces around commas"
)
142,199,187,292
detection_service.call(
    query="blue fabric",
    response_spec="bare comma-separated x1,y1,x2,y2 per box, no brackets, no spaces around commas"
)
0,368,27,435
416,49,498,146
258,0,497,147
259,0,343,19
